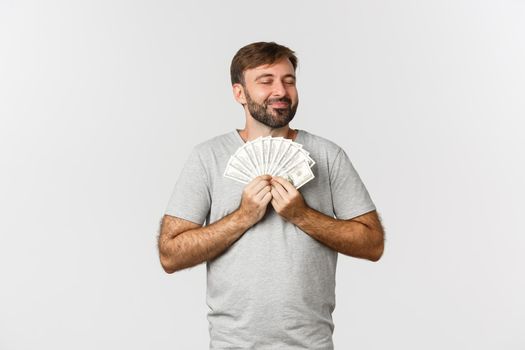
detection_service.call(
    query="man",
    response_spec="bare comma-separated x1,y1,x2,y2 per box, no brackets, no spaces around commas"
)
158,41,385,349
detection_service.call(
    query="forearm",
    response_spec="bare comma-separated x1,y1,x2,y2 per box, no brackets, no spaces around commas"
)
291,207,383,261
160,210,252,273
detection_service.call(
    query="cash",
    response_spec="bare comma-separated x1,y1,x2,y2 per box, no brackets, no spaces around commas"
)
224,136,315,189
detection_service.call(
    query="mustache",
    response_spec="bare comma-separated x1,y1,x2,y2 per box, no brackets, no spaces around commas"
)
266,97,292,105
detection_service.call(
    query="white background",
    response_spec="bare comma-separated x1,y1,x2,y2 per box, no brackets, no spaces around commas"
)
1,1,524,349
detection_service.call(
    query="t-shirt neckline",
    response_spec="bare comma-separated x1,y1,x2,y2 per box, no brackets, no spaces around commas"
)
233,129,302,145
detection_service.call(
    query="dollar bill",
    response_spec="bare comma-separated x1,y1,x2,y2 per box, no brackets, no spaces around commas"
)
224,135,315,188
284,160,315,189
223,162,250,183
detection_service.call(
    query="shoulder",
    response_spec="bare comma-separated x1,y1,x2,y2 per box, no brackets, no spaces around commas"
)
179,132,235,183
299,129,344,156
191,131,238,156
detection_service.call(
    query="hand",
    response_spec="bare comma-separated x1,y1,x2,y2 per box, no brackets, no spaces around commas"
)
270,176,308,223
237,175,273,227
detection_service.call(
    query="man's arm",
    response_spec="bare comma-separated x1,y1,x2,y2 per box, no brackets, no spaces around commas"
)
291,208,383,261
270,176,384,261
158,175,273,273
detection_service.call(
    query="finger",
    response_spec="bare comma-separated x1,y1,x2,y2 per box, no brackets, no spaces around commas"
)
261,191,273,205
271,180,288,199
256,174,273,182
255,185,271,201
271,198,280,210
271,186,284,202
245,175,271,190
272,176,296,193
248,178,270,195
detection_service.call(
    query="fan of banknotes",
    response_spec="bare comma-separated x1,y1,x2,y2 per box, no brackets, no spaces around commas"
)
224,136,315,189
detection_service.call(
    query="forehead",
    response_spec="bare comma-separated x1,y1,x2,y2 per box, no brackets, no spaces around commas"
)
243,58,295,80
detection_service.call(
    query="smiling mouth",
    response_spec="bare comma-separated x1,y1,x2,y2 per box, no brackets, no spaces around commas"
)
269,102,289,108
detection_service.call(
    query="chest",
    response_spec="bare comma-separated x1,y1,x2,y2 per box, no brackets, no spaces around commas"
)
207,161,335,224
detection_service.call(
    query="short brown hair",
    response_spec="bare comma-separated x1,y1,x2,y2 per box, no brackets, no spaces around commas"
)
230,42,298,86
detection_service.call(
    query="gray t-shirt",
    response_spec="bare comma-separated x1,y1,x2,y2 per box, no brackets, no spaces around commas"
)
165,129,376,349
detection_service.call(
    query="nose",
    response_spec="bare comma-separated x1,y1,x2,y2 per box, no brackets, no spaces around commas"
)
271,80,287,97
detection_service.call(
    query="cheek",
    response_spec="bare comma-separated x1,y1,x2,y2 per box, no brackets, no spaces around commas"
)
290,94,299,105
250,89,271,102
287,88,298,99
261,94,274,105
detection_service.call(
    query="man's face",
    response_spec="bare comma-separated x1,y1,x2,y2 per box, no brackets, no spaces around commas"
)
240,58,299,128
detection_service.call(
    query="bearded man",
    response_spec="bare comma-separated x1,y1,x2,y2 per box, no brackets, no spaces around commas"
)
158,41,385,350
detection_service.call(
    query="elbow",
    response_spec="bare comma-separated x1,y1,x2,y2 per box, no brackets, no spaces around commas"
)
159,255,178,274
161,265,177,274
368,233,385,262
368,245,383,262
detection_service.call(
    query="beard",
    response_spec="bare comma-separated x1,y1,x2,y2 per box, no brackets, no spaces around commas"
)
245,90,298,128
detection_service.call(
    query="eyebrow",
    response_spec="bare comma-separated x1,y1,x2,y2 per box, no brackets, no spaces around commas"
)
254,73,296,81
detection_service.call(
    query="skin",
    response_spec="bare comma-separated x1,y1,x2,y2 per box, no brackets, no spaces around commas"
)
233,57,299,141
158,58,385,273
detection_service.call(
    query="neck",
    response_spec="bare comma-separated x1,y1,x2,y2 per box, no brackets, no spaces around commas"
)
238,114,297,142
238,125,296,142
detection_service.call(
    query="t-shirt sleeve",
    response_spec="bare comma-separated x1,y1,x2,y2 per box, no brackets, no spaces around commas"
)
164,147,211,225
329,148,376,220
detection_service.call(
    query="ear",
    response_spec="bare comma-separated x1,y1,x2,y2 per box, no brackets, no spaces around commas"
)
232,83,247,105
